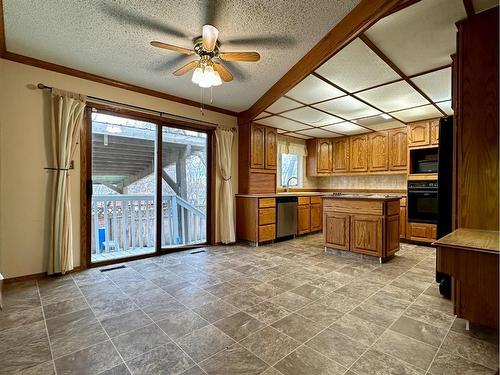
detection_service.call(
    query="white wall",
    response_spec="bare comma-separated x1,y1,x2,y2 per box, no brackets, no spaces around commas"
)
0,59,238,278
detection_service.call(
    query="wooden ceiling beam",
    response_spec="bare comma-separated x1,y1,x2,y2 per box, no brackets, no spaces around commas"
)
238,0,407,124
463,0,475,18
359,34,447,117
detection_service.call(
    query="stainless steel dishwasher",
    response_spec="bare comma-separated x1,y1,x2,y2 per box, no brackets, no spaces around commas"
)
276,196,297,240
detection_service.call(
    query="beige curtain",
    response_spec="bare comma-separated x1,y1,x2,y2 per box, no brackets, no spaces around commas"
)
215,128,235,244
48,88,86,274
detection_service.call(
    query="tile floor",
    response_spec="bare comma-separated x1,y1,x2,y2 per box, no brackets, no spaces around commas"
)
1,234,498,375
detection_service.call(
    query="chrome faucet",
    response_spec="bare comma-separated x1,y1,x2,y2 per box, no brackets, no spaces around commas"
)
285,176,298,192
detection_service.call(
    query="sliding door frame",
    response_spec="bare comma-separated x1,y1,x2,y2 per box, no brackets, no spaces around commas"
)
80,102,216,269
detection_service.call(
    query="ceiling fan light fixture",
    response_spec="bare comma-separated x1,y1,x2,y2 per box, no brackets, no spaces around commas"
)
212,71,222,86
192,66,203,84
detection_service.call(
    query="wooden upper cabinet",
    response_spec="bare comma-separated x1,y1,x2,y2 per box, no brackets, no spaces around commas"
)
368,132,389,171
349,135,368,172
430,120,439,145
332,137,349,173
265,127,277,169
388,128,408,171
317,139,333,174
250,124,266,169
408,121,430,147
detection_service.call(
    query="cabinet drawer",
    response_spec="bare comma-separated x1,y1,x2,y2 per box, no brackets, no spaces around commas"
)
298,197,311,205
258,224,276,242
310,196,322,204
259,198,276,208
259,208,276,225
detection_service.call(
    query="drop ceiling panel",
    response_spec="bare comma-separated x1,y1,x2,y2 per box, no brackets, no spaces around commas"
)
281,107,343,127
286,75,345,104
437,100,453,115
313,96,380,119
355,116,405,130
265,97,303,114
411,68,452,102
286,133,312,140
473,0,498,13
315,38,400,92
257,116,310,132
322,122,371,135
255,111,271,120
391,105,442,122
296,128,340,138
356,81,429,112
365,0,466,75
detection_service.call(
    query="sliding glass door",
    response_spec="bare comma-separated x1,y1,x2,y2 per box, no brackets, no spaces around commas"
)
89,110,208,264
161,126,208,247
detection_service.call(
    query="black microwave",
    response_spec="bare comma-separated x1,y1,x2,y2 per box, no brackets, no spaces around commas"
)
416,159,438,173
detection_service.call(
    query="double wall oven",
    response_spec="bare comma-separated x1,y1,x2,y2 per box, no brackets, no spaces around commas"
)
407,180,438,224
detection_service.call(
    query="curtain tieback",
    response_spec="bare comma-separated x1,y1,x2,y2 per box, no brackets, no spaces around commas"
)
222,176,232,181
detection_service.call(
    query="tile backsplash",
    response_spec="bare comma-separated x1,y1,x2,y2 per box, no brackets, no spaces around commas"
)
318,174,407,190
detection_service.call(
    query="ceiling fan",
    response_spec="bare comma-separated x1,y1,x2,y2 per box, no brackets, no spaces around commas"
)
151,25,261,88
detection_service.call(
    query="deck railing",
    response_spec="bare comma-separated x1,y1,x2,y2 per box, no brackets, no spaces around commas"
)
91,194,206,254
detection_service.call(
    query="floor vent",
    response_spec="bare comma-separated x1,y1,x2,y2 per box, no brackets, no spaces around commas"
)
100,265,126,272
190,250,206,254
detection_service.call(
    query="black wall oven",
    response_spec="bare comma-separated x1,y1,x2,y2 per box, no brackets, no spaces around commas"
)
407,180,438,224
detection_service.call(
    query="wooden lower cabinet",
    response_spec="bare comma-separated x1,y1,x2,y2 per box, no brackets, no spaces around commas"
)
324,212,350,251
407,222,437,243
297,196,323,235
236,197,276,244
297,204,311,235
323,197,400,261
399,206,407,239
310,203,322,232
350,215,383,256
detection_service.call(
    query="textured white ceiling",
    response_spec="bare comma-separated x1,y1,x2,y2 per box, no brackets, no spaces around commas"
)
3,0,360,112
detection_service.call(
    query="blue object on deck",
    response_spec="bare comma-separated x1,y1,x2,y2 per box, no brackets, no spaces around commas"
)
98,228,105,252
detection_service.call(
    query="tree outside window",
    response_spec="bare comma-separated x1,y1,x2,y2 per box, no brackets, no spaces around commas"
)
281,153,299,186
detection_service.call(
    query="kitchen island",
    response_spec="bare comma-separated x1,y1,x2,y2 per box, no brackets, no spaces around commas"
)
323,194,401,262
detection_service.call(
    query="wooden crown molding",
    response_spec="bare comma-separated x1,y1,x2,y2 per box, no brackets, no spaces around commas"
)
237,0,409,125
0,0,236,117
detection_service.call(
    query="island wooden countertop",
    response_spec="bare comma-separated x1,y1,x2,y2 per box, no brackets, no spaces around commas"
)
433,228,500,254
235,192,325,198
322,194,402,201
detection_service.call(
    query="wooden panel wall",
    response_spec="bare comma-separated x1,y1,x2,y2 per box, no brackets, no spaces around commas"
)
456,8,499,230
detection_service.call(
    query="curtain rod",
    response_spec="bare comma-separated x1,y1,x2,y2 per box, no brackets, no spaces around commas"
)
36,83,233,129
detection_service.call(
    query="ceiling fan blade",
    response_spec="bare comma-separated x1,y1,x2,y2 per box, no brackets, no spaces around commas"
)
151,41,194,55
173,60,199,76
213,62,233,82
202,24,219,52
219,52,260,62
225,35,296,47
101,4,187,38
149,55,191,72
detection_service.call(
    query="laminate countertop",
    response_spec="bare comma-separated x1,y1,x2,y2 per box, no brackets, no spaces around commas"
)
322,194,402,201
235,192,325,198
433,228,500,254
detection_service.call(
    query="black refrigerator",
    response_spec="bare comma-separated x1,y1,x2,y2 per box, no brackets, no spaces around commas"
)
436,116,454,297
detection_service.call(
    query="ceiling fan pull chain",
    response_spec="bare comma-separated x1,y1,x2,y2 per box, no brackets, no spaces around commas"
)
210,87,213,104
200,87,205,116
